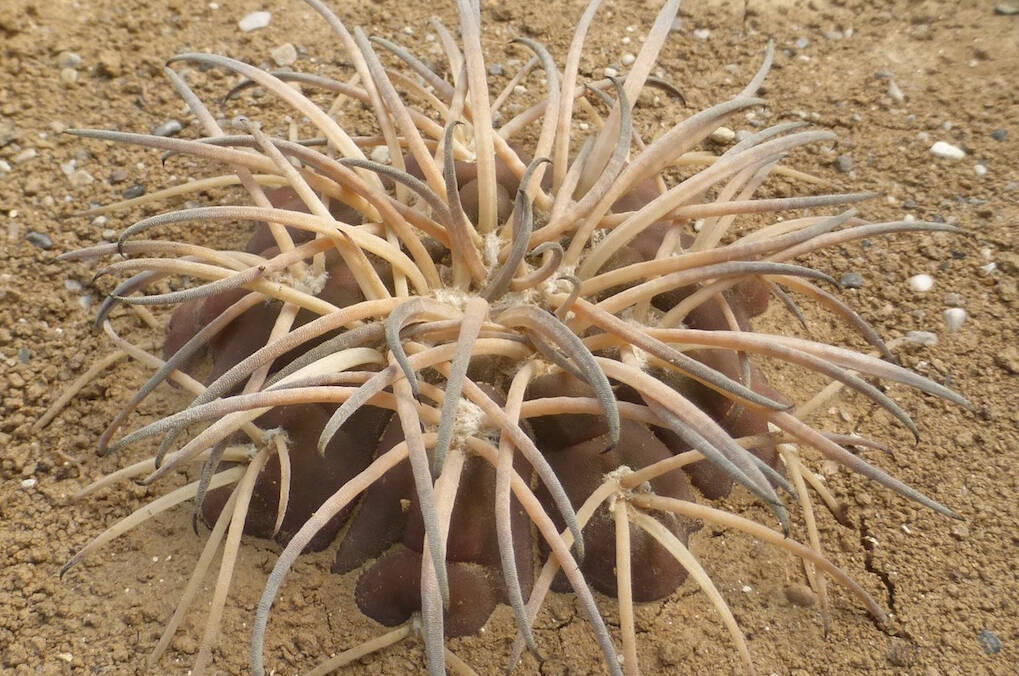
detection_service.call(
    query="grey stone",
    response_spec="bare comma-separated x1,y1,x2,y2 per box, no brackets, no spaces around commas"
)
834,154,853,172
25,231,53,249
839,272,864,288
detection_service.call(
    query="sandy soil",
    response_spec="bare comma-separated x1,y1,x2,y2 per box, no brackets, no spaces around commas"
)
1,0,1016,673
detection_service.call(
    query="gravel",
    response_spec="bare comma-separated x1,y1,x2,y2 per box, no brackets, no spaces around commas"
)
930,141,965,160
834,154,853,172
908,273,934,292
270,43,298,67
25,231,53,249
152,119,183,137
943,307,967,332
839,272,864,288
239,11,271,32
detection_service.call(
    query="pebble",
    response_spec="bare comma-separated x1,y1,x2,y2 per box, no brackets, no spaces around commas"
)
57,51,84,69
25,231,53,249
238,11,271,32
59,68,78,85
834,154,854,172
908,273,934,292
977,630,1002,655
270,43,298,67
621,53,635,66
0,160,10,173
990,128,1007,142
68,170,94,187
905,331,938,346
784,584,816,607
693,28,711,40
488,63,504,76
369,145,390,164
109,167,128,183
603,67,619,78
974,163,987,177
122,184,145,199
152,119,183,137
995,2,1019,16
887,80,905,102
943,292,965,307
794,37,809,49
840,272,864,288
943,307,967,332
13,148,36,163
20,478,37,489
710,126,735,143
98,50,123,77
930,141,965,160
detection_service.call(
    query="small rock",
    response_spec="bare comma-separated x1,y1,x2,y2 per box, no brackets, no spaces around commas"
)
990,128,1007,142
13,148,36,163
97,50,123,77
905,331,938,346
68,169,94,187
603,66,619,78
710,126,735,143
693,28,711,40
18,347,32,363
0,118,17,146
887,80,905,102
840,272,864,288
22,177,43,196
57,51,84,69
0,159,9,172
270,43,298,67
974,163,987,177
621,53,635,66
369,145,390,164
994,345,1019,374
977,630,1002,655
122,184,145,199
25,231,53,249
995,2,1019,16
794,37,809,49
152,119,183,137
784,584,816,607
930,141,965,160
109,167,128,184
487,63,504,76
834,154,854,172
908,273,934,292
950,522,970,540
59,68,79,85
943,292,965,306
238,10,271,32
20,478,37,489
943,307,967,332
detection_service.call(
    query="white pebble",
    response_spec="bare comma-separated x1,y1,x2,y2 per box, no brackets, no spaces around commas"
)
943,307,967,332
513,84,527,95
974,163,987,177
0,160,10,172
887,80,904,102
238,11,271,32
693,28,711,40
270,43,298,67
908,273,934,292
741,584,752,593
930,141,965,160
710,126,735,143
905,331,938,346
21,478,37,489
603,67,619,78
621,36,631,45
369,145,391,164
620,53,635,66
13,148,37,163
